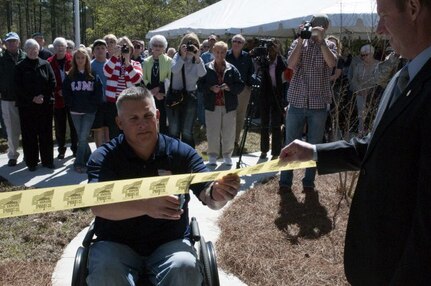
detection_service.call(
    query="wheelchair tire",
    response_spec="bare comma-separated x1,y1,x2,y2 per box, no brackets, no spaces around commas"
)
205,241,220,286
198,236,220,286
72,246,89,286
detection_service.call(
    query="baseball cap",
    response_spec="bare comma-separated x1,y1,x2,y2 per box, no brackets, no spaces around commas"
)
311,14,330,29
93,39,107,47
4,32,20,42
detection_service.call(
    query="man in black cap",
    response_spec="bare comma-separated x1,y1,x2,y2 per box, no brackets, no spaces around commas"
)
32,32,53,60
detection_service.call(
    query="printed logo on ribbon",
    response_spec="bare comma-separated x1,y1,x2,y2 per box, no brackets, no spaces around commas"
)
32,190,54,211
122,180,143,199
64,186,85,207
0,193,22,216
94,183,114,203
150,178,170,196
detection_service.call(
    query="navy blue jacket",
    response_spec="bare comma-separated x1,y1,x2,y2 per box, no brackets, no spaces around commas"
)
226,49,255,87
201,61,244,112
87,134,210,256
62,72,103,113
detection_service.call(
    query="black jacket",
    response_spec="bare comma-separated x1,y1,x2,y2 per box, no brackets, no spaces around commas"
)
201,61,244,112
316,57,431,285
0,49,26,101
14,57,56,108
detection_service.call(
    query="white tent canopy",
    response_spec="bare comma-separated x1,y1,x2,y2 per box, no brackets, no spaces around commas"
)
146,0,378,40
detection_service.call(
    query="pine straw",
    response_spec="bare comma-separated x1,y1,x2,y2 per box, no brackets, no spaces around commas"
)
217,171,351,286
0,261,53,286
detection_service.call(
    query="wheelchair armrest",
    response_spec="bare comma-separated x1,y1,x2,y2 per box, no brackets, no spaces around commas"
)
190,217,201,242
82,222,96,248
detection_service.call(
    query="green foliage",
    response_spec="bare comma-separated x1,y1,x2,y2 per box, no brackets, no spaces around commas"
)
0,0,215,45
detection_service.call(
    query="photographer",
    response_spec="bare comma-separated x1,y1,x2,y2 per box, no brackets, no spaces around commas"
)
279,14,337,193
103,36,143,138
253,38,287,160
168,32,206,148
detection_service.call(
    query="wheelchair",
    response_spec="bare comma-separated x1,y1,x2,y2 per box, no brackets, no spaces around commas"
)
71,217,220,286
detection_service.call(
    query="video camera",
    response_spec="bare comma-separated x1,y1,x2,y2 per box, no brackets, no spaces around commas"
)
300,21,313,39
251,39,274,68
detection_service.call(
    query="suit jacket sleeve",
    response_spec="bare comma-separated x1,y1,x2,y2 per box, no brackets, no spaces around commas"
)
316,135,369,174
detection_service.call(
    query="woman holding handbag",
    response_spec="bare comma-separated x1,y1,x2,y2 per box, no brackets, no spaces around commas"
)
167,33,206,148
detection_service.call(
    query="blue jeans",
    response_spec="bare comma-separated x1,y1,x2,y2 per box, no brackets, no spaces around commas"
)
71,113,95,167
279,106,328,188
87,239,203,286
166,94,197,148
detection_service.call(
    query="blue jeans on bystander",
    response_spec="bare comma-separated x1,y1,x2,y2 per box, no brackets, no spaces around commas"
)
71,113,96,168
166,94,197,148
279,106,328,189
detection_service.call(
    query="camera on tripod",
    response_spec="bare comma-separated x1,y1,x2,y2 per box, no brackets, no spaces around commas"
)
251,39,274,68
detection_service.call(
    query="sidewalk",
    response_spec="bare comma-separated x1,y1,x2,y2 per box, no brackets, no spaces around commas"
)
0,144,277,286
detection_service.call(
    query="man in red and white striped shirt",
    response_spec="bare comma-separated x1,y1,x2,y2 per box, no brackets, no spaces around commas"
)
103,36,143,138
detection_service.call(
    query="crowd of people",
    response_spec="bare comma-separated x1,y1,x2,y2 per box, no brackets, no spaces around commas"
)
1,0,430,283
0,21,402,174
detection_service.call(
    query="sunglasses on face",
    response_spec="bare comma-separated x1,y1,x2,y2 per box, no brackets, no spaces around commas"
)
361,54,369,57
134,45,141,49
232,40,243,44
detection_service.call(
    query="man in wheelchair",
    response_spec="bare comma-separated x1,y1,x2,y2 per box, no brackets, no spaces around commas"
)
85,86,241,285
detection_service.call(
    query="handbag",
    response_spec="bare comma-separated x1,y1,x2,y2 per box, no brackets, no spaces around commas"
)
166,66,187,108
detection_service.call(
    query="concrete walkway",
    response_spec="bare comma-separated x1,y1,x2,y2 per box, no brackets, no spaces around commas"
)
0,144,277,286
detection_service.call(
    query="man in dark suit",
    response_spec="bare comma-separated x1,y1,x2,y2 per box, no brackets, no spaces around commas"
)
279,0,431,284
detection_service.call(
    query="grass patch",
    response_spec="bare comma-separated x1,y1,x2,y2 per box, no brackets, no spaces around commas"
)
0,182,93,285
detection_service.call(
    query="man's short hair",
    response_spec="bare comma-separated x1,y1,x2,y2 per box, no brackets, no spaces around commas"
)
53,37,67,47
23,39,40,51
31,32,44,39
116,86,155,112
232,34,245,44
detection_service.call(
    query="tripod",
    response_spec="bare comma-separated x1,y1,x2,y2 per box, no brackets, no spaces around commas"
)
236,84,260,169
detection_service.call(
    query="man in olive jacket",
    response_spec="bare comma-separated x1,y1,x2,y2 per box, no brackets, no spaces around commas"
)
0,32,26,167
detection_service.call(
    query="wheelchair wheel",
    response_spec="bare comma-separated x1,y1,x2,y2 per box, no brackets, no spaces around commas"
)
72,246,89,286
198,236,220,286
205,241,220,286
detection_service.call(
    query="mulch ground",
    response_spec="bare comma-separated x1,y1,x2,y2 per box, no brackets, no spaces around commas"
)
217,170,353,285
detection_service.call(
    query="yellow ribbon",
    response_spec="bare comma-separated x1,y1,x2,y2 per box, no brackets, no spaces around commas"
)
0,159,316,219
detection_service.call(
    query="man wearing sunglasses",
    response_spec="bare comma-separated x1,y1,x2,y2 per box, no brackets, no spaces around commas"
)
131,39,146,64
226,34,255,153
